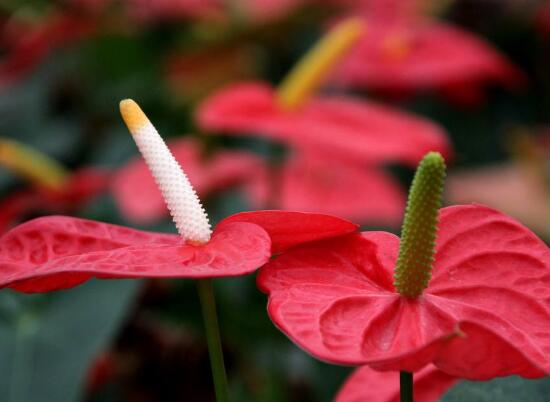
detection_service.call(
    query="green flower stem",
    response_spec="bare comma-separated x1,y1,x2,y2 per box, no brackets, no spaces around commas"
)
400,371,414,402
197,279,230,402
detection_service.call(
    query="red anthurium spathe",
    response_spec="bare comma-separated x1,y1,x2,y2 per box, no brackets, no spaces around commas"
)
335,364,458,402
332,20,525,101
0,100,357,292
0,214,269,292
246,150,405,225
258,153,550,380
112,137,266,224
197,81,450,165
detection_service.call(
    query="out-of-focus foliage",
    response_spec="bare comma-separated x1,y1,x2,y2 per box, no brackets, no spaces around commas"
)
442,376,550,402
0,280,138,402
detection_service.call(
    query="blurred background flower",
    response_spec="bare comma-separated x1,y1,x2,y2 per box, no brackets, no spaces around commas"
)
1,0,550,401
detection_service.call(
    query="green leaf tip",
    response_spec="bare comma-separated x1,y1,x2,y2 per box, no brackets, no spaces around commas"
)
394,152,446,298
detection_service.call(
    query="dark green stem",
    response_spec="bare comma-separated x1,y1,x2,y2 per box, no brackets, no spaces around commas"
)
400,371,414,402
197,279,230,402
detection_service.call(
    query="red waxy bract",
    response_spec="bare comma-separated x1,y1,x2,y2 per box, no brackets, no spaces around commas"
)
247,151,405,225
0,211,357,292
112,138,266,223
0,216,269,292
258,204,550,379
333,21,525,99
197,81,451,165
220,210,358,253
335,364,458,402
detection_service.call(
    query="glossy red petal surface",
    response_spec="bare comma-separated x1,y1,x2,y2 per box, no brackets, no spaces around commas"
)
258,205,550,379
247,151,405,225
197,82,451,165
0,216,271,292
334,21,525,92
112,138,265,223
219,210,358,253
335,364,458,402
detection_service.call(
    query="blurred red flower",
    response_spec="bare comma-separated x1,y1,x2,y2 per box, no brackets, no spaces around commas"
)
258,204,550,379
198,81,450,165
0,167,108,233
112,137,266,224
247,150,405,225
332,20,525,104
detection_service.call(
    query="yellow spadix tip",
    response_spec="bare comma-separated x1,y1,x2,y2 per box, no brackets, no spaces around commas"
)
120,99,149,134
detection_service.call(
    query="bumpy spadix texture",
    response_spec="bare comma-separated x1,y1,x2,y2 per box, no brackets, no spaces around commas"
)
120,99,211,244
394,152,445,297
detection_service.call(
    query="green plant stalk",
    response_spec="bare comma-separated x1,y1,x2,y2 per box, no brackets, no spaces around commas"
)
400,371,414,402
197,279,230,402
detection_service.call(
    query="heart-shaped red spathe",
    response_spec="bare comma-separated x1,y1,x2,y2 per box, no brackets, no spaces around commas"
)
0,216,270,292
197,81,451,166
257,204,550,379
219,210,359,253
0,210,357,292
335,364,458,402
246,151,405,225
333,21,525,94
112,138,266,223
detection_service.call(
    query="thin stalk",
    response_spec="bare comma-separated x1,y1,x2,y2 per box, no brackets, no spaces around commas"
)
400,371,414,402
197,279,230,402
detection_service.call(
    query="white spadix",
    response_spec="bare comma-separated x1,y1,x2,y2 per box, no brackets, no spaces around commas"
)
119,99,212,244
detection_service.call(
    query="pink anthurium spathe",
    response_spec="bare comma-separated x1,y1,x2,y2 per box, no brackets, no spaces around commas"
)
332,20,525,102
257,152,550,380
112,137,266,224
335,364,458,402
197,81,450,166
0,100,357,293
246,150,405,225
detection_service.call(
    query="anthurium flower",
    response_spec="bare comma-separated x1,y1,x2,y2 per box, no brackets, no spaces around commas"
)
197,18,450,166
246,149,405,225
335,364,458,402
112,137,266,224
0,138,108,232
198,81,450,166
0,100,357,292
258,152,550,379
332,20,525,103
